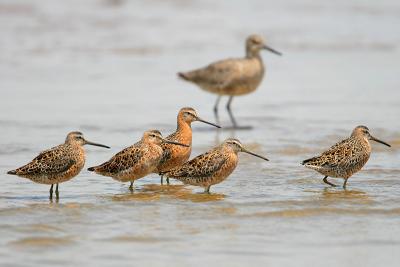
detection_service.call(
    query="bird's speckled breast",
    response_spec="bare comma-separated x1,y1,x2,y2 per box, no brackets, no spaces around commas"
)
157,126,192,173
203,152,238,187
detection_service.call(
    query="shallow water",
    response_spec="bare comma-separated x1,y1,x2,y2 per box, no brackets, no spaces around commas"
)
1,0,400,266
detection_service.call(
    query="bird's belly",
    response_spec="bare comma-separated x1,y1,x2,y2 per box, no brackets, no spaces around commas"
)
27,162,84,185
181,157,238,188
201,72,264,96
222,83,259,96
112,158,160,183
205,160,237,186
317,156,370,179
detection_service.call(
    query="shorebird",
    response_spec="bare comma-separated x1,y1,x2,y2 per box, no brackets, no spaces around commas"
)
162,138,269,193
178,34,281,128
88,130,189,191
157,107,220,185
7,131,110,199
302,126,391,189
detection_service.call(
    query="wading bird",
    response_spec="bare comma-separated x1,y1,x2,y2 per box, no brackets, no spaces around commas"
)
156,107,220,185
162,138,269,193
178,34,281,128
88,130,188,191
7,131,110,199
302,126,391,189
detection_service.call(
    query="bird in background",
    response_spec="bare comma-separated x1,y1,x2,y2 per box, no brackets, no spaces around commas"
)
178,34,281,129
7,131,110,199
162,138,269,193
87,130,188,191
156,107,220,185
302,126,391,189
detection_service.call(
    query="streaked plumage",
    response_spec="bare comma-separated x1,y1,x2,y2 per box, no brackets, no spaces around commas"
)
302,126,391,188
156,107,220,184
88,130,188,191
163,138,269,193
178,34,281,128
7,131,110,199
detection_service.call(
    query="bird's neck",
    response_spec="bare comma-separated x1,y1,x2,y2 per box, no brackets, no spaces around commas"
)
246,50,262,59
67,141,81,149
354,136,372,153
67,143,85,159
362,137,372,151
177,117,191,131
176,118,193,144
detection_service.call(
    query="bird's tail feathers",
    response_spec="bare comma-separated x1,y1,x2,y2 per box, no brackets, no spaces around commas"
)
7,170,17,175
301,157,317,165
87,166,96,172
178,72,191,81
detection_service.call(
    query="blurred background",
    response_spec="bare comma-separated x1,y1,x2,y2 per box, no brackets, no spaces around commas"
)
0,0,399,266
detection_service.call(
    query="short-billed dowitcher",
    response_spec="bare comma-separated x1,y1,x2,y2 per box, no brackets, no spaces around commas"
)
157,107,220,185
302,126,391,189
178,34,281,129
87,130,189,191
7,131,110,199
162,138,269,193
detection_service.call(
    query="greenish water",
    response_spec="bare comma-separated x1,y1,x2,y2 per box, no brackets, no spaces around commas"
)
1,0,399,266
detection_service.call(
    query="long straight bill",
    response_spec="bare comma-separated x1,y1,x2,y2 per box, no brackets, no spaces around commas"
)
242,149,269,161
370,136,391,147
85,140,110,149
263,45,282,56
163,140,190,147
196,118,221,128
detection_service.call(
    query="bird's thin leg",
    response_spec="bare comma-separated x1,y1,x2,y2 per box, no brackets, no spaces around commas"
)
343,178,349,189
226,96,238,128
55,184,59,199
49,184,53,199
129,181,134,192
213,95,222,124
323,176,337,187
166,177,170,185
204,186,211,194
160,174,164,185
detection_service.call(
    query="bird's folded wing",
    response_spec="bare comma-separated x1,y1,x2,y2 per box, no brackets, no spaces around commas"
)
167,151,226,178
158,133,177,165
320,142,354,169
95,145,144,173
195,59,239,88
18,146,75,175
158,147,172,166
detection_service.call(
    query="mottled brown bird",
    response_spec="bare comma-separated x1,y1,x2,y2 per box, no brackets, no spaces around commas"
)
88,130,188,191
302,126,391,189
178,34,281,128
157,107,220,185
7,131,110,199
162,138,269,193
